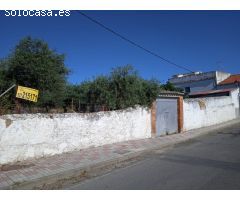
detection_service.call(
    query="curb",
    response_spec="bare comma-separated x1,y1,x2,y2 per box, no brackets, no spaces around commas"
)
2,118,240,189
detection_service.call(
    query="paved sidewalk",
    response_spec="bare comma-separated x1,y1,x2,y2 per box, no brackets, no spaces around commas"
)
0,118,239,189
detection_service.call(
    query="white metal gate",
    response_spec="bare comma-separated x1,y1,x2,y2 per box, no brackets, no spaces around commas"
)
156,98,178,136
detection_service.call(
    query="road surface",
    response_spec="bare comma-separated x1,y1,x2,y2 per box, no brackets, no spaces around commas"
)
67,122,240,189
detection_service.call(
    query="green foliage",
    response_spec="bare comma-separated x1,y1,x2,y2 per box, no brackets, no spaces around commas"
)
109,66,140,109
0,60,9,92
5,36,69,110
66,65,162,110
161,81,184,93
0,60,14,114
142,79,162,106
0,36,183,114
50,65,183,112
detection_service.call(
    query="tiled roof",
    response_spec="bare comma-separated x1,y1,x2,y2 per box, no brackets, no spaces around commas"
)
189,88,234,96
158,91,184,97
218,74,240,85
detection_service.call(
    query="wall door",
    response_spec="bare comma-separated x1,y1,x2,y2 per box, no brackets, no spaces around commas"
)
156,98,178,136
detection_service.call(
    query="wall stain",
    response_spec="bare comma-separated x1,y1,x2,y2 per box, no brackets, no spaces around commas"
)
198,100,206,110
5,118,12,128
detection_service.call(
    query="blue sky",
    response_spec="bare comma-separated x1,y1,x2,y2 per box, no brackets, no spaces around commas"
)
0,10,240,84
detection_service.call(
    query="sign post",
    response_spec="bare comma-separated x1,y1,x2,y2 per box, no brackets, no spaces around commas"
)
0,84,16,98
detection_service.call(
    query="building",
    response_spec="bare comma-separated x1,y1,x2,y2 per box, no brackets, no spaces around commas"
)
169,71,240,118
188,88,235,98
217,74,240,90
168,71,231,93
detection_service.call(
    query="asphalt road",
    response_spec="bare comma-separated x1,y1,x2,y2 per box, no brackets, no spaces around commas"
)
68,122,240,190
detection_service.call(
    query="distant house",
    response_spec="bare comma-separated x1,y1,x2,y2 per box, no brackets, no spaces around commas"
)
168,71,231,93
188,88,235,98
217,74,240,90
169,71,240,116
187,87,240,117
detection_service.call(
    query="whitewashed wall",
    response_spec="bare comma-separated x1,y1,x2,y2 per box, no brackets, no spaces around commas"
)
183,96,237,131
0,107,151,165
231,88,240,117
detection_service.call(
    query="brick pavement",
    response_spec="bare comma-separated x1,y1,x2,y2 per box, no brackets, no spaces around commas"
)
0,118,239,189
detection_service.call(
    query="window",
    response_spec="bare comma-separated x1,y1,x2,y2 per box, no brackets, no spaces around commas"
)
185,87,191,93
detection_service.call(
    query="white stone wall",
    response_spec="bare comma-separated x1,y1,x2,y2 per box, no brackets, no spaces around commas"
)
0,107,151,165
183,96,237,131
231,88,240,117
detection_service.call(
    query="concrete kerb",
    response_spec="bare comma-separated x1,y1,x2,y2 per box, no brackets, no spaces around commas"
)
8,151,147,190
3,118,240,190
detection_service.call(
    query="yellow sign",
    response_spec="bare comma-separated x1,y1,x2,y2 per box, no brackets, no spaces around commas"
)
16,86,39,102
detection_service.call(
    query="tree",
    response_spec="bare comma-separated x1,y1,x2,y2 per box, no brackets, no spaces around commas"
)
161,81,183,93
0,60,8,92
108,65,142,109
1,36,182,114
72,65,162,111
5,36,69,111
142,79,162,106
89,76,113,107
108,66,163,109
0,60,13,114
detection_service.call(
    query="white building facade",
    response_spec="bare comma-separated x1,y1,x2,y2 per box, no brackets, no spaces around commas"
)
169,71,231,93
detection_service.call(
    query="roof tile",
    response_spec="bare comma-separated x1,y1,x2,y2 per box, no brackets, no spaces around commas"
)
218,74,240,85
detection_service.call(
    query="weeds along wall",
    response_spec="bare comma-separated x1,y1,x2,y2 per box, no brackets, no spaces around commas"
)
0,107,151,165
